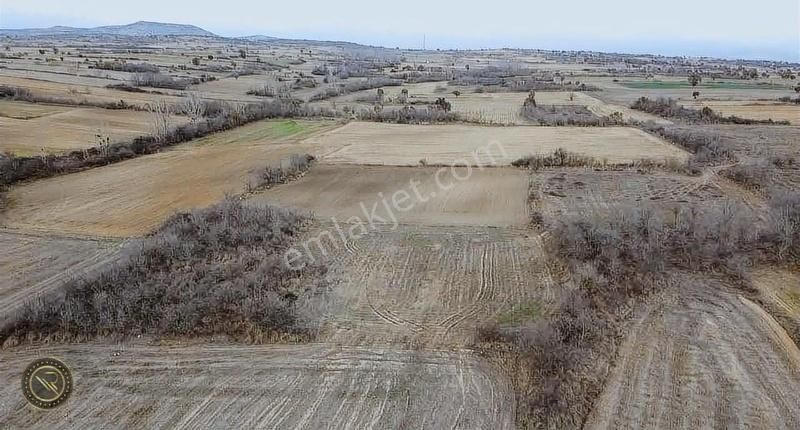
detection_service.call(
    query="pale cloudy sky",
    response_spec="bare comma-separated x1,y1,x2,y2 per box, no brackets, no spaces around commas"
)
1,0,798,61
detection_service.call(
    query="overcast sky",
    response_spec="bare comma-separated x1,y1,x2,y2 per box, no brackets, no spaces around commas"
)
1,0,798,61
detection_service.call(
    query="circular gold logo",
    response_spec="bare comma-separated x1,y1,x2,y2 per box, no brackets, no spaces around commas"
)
22,358,73,409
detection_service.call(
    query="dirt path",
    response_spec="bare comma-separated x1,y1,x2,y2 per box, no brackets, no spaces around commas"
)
586,276,800,430
0,343,515,429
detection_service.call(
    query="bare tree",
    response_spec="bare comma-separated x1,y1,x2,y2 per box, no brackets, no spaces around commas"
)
399,88,409,104
181,94,205,123
148,100,172,141
95,128,111,160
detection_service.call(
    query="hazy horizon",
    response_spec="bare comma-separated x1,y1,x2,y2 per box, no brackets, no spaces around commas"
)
1,0,798,62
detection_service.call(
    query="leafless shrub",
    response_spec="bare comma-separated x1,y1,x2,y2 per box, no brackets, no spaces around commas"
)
512,148,601,170
767,192,800,260
246,154,315,192
639,122,732,165
131,72,193,90
478,195,797,428
520,104,612,126
247,85,276,97
0,199,329,344
722,159,775,191
180,94,205,123
355,105,460,124
91,61,159,73
148,100,172,141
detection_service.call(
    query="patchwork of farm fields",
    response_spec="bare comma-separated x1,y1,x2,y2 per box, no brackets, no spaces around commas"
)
0,100,187,155
1,120,340,236
1,37,799,429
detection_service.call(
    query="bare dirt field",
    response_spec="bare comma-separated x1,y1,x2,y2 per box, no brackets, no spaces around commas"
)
585,276,800,430
1,120,342,237
681,100,800,124
0,229,123,326
0,343,515,429
192,75,279,103
0,101,186,155
312,225,566,347
0,100,71,119
250,165,529,227
530,168,745,218
313,122,689,166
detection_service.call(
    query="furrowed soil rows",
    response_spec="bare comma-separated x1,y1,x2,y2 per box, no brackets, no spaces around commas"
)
0,229,123,326
315,225,565,347
249,165,530,227
586,276,800,430
1,120,341,237
0,343,515,430
313,122,689,166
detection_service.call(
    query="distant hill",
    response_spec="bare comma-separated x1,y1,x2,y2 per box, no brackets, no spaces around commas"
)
0,21,217,37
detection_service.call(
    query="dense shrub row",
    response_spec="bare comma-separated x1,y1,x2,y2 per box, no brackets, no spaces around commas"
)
90,61,160,73
0,199,329,345
520,104,614,126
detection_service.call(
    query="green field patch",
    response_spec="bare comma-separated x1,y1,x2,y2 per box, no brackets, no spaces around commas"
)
496,300,544,325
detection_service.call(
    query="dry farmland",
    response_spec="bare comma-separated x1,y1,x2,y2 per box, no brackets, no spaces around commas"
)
0,100,186,155
586,277,800,430
0,75,184,108
530,168,741,219
250,165,530,227
0,343,515,429
313,122,689,165
0,230,123,326
682,100,800,124
315,225,565,347
1,27,799,430
328,83,669,125
2,120,340,236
